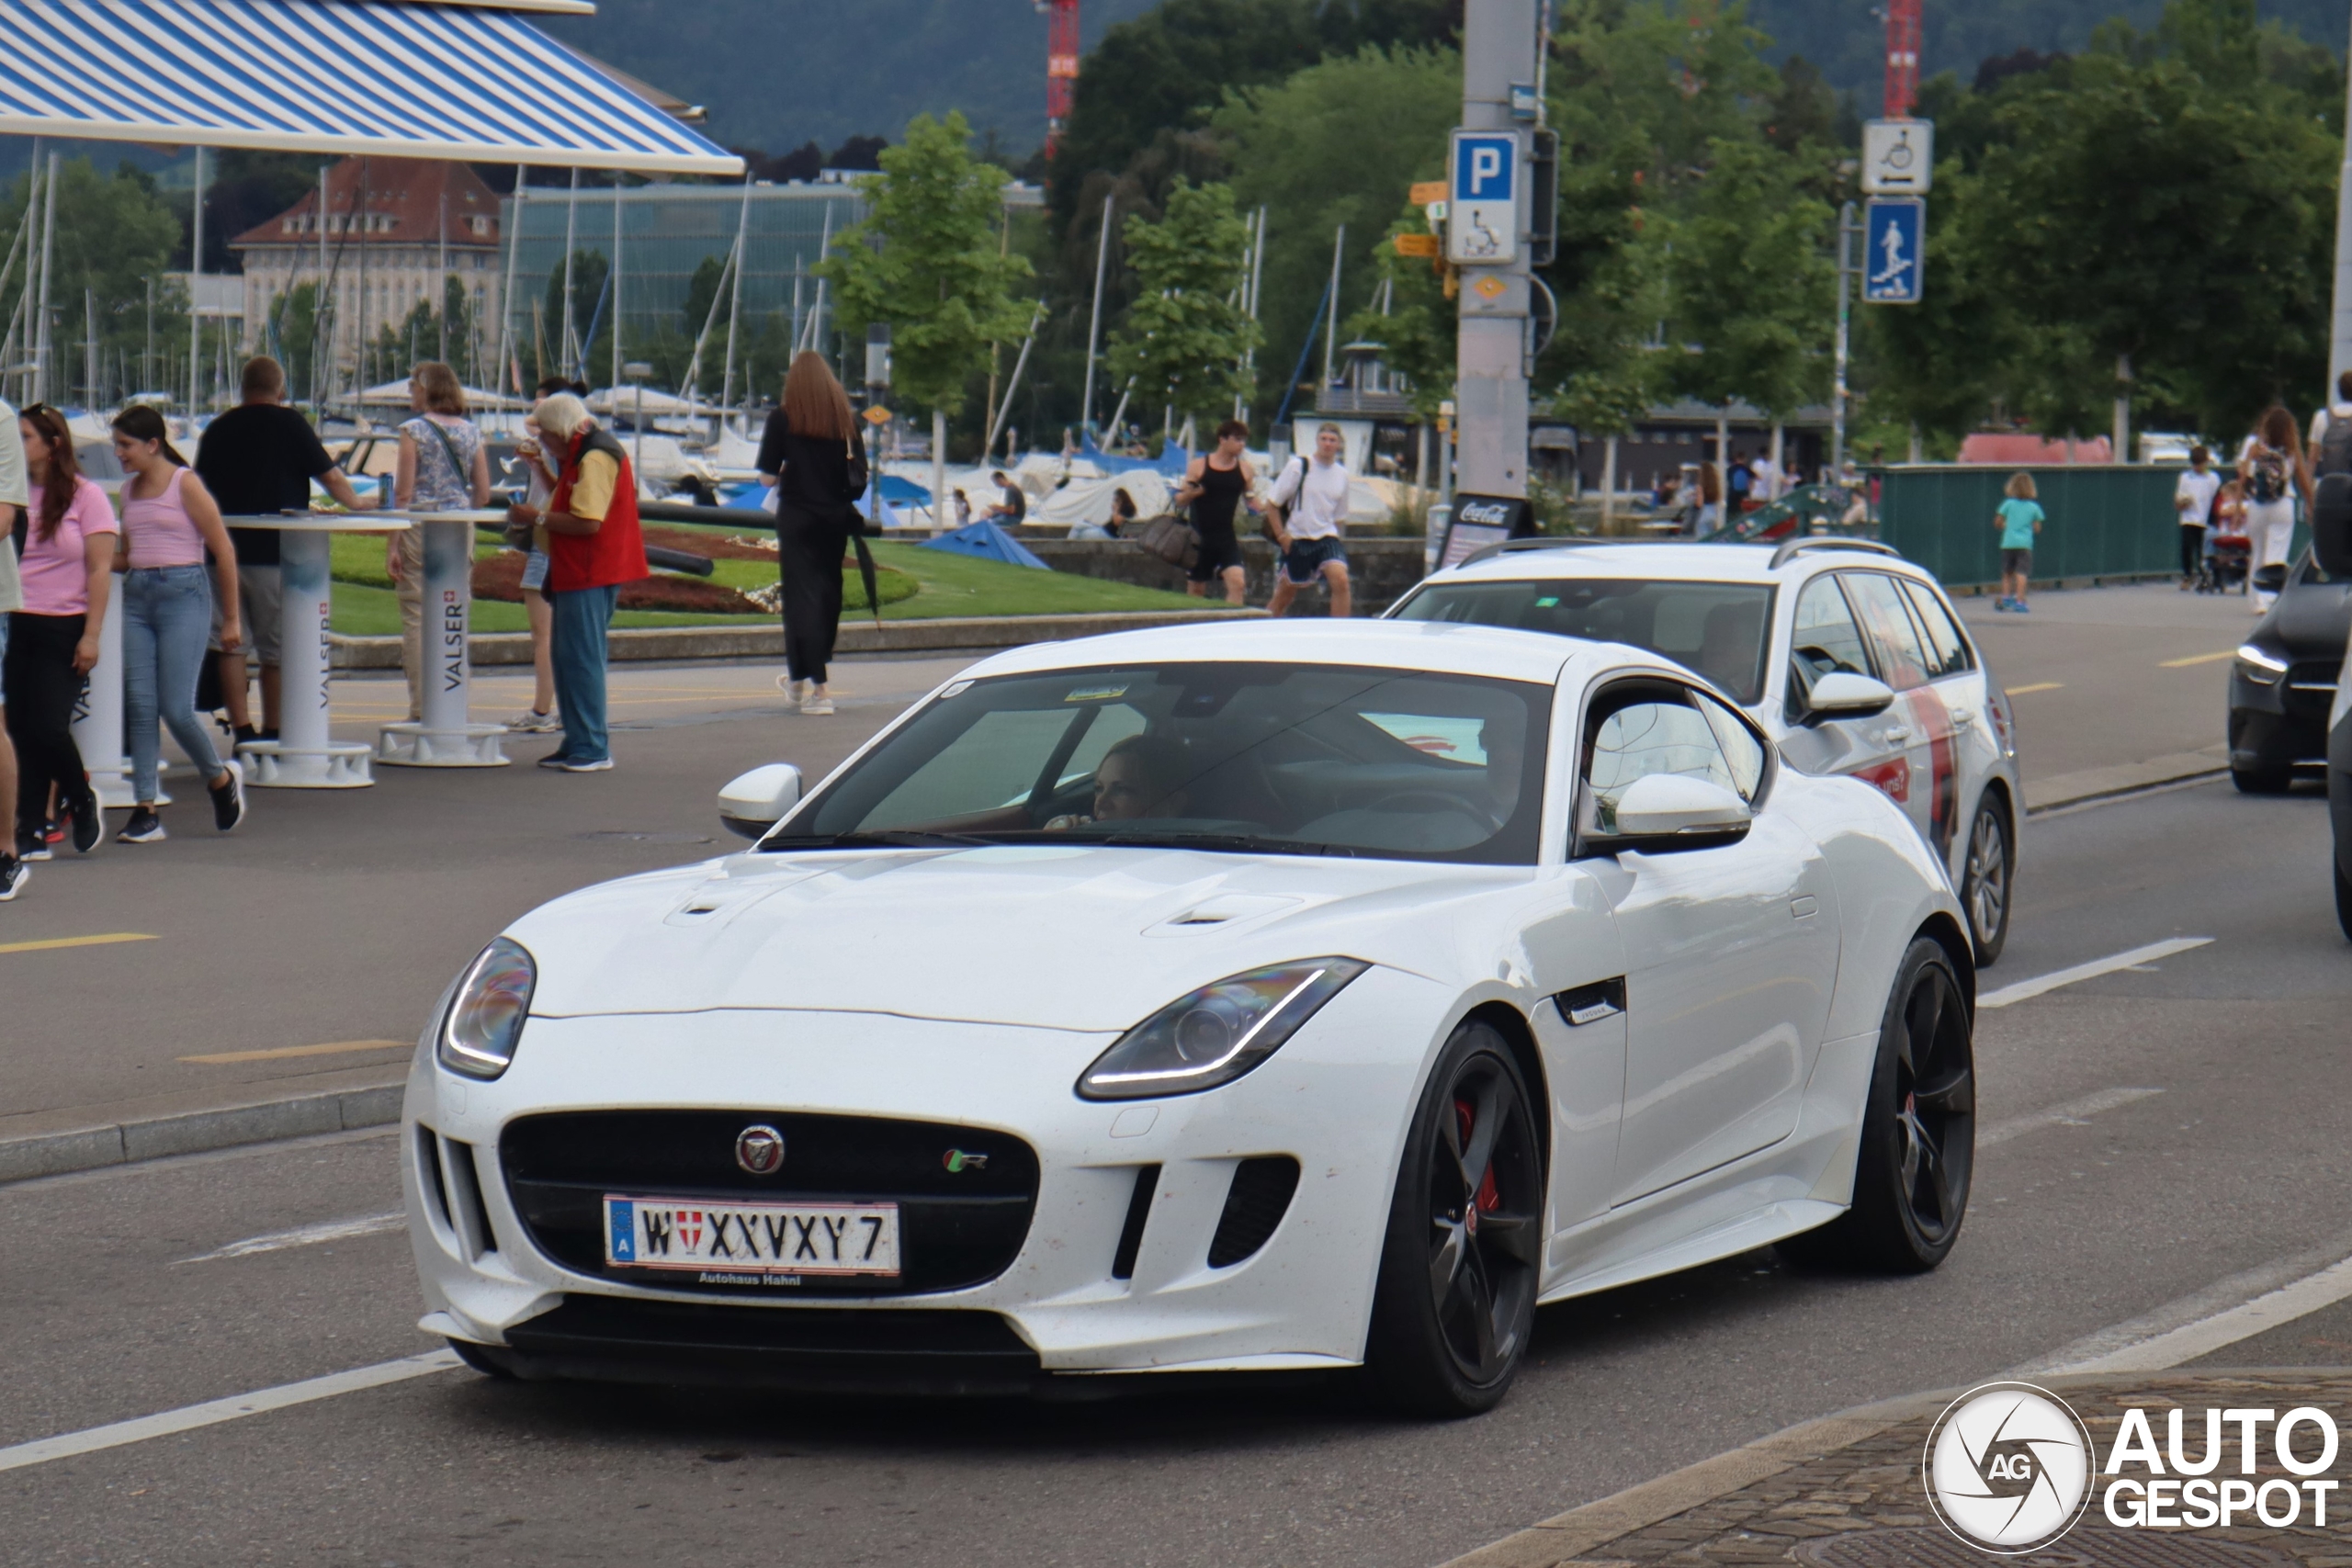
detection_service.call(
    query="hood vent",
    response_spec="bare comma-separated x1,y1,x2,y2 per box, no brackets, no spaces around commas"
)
1145,894,1301,937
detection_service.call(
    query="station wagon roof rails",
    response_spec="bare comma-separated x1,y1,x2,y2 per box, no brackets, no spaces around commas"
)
1457,536,1611,568
1769,537,1903,570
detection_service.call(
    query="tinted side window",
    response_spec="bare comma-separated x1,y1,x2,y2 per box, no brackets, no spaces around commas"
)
1582,694,1738,838
1789,575,1872,711
1843,572,1932,693
1897,580,1971,679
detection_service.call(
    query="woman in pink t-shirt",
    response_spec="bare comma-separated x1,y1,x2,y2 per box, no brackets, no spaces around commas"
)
109,404,244,841
6,404,116,858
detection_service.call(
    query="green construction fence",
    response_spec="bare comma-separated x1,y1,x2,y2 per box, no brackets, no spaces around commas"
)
1874,464,2286,590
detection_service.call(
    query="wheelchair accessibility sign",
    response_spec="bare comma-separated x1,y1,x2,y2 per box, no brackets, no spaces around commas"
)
1449,131,1519,266
1864,198,1925,304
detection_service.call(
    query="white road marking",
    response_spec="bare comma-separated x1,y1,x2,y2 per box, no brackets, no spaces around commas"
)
1978,1087,2164,1148
1977,937,2213,1010
175,1211,404,1264
0,1350,461,1474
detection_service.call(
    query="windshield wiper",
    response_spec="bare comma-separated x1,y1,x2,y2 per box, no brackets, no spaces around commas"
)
762,829,1001,851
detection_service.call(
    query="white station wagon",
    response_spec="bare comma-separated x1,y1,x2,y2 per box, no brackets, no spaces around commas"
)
1390,538,2023,963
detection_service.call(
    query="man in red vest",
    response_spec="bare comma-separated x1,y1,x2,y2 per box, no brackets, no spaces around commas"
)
511,393,646,772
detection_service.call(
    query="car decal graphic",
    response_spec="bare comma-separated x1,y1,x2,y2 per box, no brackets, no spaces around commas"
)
1859,756,1910,804
1910,687,1961,858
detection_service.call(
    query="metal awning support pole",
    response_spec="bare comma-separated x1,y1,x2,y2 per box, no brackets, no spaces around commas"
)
436,184,448,365
1080,191,1113,435
495,166,523,401
560,167,580,377
187,146,204,412
718,173,752,419
37,151,59,405
608,172,625,392
356,158,370,405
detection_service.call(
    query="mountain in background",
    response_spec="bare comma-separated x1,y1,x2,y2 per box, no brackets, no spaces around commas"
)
537,0,2341,163
538,0,1159,159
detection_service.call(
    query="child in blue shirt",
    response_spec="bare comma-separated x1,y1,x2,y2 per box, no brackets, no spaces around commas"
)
1994,473,2044,612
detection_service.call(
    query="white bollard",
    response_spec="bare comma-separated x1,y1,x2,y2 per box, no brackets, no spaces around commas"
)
377,515,507,766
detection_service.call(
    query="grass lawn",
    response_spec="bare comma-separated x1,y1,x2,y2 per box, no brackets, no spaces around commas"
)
327,527,1227,633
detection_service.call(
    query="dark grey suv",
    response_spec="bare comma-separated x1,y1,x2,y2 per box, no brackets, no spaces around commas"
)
2229,552,2348,793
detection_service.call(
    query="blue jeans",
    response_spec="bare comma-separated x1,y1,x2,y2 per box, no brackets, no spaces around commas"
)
548,583,618,762
124,565,225,802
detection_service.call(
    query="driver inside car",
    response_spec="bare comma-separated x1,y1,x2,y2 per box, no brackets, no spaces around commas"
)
1047,734,1192,829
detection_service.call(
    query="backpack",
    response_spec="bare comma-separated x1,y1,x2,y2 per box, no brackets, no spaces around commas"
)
2246,442,2290,504
2317,412,2352,479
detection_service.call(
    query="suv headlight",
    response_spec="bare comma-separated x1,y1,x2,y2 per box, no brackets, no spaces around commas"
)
437,937,537,1080
2237,643,2290,683
1077,958,1370,1100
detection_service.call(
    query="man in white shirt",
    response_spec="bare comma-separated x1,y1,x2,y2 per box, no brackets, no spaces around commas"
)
0,394,27,899
2312,371,2352,475
1262,423,1352,617
2175,444,2221,589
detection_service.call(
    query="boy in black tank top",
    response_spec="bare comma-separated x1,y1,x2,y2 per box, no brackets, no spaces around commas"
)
1170,419,1258,604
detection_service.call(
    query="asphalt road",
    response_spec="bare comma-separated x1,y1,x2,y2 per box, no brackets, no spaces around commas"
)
5,591,2351,1567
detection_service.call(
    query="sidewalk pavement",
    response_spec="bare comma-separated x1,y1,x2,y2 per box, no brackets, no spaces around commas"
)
1445,1371,2352,1568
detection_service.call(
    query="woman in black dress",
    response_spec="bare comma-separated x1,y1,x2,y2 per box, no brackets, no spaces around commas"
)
755,352,868,715
1170,419,1256,605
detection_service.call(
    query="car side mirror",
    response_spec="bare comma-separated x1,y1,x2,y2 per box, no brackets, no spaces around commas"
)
2315,472,2352,578
718,762,803,840
2252,562,2290,594
1804,671,1896,723
1599,773,1753,853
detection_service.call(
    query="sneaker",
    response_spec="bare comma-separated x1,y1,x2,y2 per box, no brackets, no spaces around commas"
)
536,753,577,770
69,794,101,855
42,818,64,848
209,760,247,832
232,724,263,749
117,807,166,844
15,830,49,863
509,707,560,734
800,693,835,716
558,756,614,773
2013,600,2030,614
0,856,25,901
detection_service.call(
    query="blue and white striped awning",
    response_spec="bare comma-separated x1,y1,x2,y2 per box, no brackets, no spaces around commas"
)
0,0,742,175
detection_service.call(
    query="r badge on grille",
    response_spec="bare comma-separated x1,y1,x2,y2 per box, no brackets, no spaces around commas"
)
734,1123,786,1175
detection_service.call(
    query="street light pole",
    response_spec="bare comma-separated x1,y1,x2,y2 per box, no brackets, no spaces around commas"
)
1832,200,1856,474
1453,0,1537,502
2327,0,2352,405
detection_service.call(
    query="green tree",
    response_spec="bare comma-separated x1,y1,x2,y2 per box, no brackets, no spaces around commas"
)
541,248,610,380
1660,136,1836,417
3,156,182,401
1105,180,1261,428
821,111,1034,420
1341,206,1458,418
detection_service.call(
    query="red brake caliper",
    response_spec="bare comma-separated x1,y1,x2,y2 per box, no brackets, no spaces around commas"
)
1454,1100,1501,1213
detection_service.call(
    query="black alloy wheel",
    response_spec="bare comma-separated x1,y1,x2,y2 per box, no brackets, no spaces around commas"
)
1959,796,2013,966
1781,938,1975,1273
2335,853,2352,943
1366,1021,1544,1416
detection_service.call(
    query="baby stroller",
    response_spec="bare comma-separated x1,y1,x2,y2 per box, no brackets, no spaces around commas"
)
2199,522,2250,593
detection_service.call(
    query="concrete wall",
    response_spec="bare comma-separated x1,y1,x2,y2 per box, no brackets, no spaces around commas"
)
1023,536,1428,614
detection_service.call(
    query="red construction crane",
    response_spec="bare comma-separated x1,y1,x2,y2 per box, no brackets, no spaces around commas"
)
1883,0,1921,117
1038,0,1080,152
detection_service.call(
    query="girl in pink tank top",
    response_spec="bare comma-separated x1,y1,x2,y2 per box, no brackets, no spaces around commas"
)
119,467,209,569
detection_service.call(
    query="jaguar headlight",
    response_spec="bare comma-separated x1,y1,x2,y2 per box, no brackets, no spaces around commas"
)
2237,643,2290,683
437,936,536,1080
1077,958,1370,1100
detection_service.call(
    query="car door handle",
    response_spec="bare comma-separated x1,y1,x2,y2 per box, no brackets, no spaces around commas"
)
1555,977,1626,1026
1878,725,1912,742
1948,707,1975,728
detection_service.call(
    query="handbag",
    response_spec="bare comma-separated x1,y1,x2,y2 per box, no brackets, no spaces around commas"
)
1136,513,1199,570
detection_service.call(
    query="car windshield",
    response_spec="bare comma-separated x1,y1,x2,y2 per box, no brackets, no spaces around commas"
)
775,662,1553,865
1393,579,1775,705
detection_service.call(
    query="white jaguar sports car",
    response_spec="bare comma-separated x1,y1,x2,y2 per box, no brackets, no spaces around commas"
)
404,621,1977,1415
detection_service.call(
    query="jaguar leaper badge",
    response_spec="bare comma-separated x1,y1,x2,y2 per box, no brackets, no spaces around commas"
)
734,1124,786,1175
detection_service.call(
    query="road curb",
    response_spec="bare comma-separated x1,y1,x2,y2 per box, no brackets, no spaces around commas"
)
0,1082,406,1186
2025,750,2232,815
326,607,1263,669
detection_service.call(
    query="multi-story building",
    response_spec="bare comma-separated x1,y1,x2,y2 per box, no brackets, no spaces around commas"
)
230,158,503,383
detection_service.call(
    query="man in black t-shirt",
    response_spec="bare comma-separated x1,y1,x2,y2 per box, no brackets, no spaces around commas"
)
195,356,374,742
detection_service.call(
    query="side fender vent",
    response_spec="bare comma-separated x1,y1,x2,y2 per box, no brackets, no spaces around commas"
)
1110,1164,1159,1281
1206,1156,1300,1268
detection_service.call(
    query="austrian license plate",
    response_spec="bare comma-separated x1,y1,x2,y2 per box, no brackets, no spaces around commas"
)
603,1194,900,1280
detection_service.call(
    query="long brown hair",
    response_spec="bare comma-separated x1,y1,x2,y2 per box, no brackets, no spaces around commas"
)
781,351,855,442
412,360,467,415
2258,403,2301,457
18,403,81,540
111,403,187,468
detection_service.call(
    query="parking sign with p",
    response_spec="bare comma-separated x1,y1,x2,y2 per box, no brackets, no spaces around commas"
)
1448,130,1519,265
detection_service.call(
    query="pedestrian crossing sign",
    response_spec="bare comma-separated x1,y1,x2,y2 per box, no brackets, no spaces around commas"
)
1863,198,1926,305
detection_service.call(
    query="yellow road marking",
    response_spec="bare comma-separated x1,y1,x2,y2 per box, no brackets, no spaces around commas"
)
0,932,157,956
2006,682,2064,695
2160,649,2240,668
177,1039,410,1066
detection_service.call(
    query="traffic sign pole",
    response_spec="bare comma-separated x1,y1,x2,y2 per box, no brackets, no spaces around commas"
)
1832,201,1857,475
1453,0,1538,505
